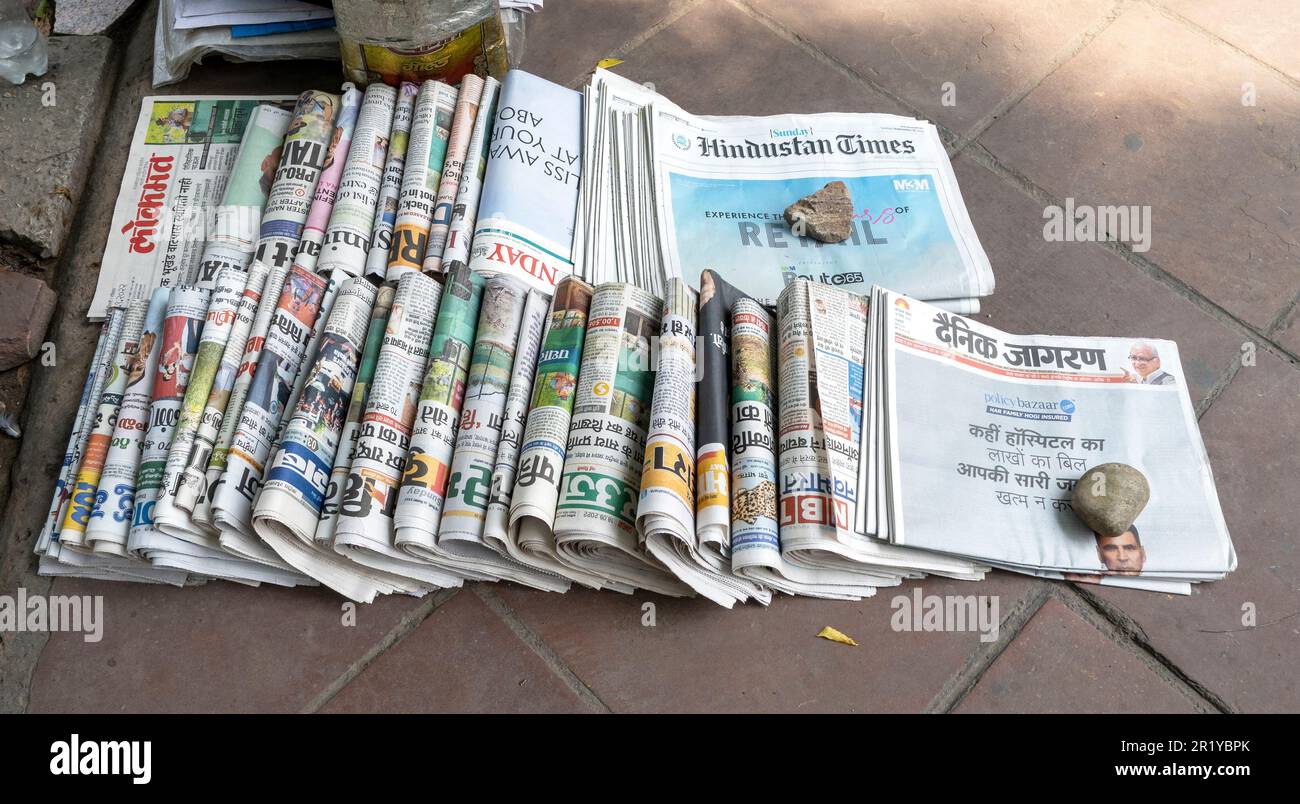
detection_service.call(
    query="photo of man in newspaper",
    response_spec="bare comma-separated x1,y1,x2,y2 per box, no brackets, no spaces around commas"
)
1124,341,1177,386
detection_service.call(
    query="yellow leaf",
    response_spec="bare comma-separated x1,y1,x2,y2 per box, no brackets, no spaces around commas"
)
816,626,858,646
596,58,625,70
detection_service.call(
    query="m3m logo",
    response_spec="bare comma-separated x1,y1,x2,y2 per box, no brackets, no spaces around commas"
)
892,178,930,192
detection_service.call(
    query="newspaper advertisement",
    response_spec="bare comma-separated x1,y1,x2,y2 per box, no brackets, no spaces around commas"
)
466,70,581,293
506,277,610,589
384,80,457,278
316,282,394,545
191,104,293,289
393,266,483,557
876,289,1236,589
552,283,691,596
90,94,297,319
439,76,499,271
364,82,418,281
423,74,484,274
648,99,993,304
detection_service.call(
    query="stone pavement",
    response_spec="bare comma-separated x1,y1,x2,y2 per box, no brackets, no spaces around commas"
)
1,0,1296,713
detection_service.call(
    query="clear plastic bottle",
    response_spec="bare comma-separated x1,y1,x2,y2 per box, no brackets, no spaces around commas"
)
0,0,48,86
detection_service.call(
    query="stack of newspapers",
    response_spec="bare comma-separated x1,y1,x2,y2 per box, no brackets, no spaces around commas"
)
862,289,1236,594
575,69,993,312
38,67,1234,605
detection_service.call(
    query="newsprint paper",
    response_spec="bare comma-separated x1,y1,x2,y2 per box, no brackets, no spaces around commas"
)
869,288,1236,593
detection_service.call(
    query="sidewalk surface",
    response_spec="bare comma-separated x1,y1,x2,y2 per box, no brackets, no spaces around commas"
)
1,0,1297,713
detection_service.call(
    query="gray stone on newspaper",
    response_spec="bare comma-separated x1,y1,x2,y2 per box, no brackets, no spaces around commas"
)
0,35,115,258
784,180,854,244
1071,463,1150,537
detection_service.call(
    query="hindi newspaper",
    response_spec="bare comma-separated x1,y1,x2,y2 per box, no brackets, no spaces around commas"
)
465,70,581,294
315,282,394,546
481,290,547,555
364,82,419,281
438,76,499,272
384,80,458,278
506,277,614,589
423,74,484,275
84,292,169,556
401,275,568,591
871,288,1236,592
190,104,293,289
253,277,418,602
91,95,296,319
332,271,464,592
393,266,484,561
552,282,693,596
317,83,396,278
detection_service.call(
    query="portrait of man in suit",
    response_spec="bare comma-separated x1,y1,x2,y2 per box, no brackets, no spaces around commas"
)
1125,341,1175,385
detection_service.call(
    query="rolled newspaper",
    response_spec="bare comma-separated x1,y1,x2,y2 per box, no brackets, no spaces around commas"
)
315,281,395,546
253,277,409,602
364,82,419,281
421,74,484,275
641,279,763,607
506,276,610,589
289,85,362,275
552,282,692,597
392,265,483,557
384,80,458,279
317,83,397,277
400,274,568,591
332,271,462,591
58,300,149,550
37,314,117,556
437,76,498,273
481,289,547,554
84,290,170,555
190,104,294,289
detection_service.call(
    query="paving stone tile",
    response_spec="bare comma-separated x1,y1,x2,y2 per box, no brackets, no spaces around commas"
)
495,572,1041,713
0,36,115,259
614,0,912,116
1161,0,1300,82
953,156,1244,406
520,0,697,88
1272,305,1300,356
0,268,57,371
1090,350,1300,713
322,590,587,713
744,0,1116,134
26,577,423,713
979,3,1300,331
956,597,1200,712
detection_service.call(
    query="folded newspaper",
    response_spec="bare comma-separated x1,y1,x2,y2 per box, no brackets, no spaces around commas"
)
865,289,1236,594
576,69,992,312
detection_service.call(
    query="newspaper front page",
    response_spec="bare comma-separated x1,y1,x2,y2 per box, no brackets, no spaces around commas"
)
423,74,484,275
438,77,499,272
384,80,457,278
90,94,297,319
875,289,1235,591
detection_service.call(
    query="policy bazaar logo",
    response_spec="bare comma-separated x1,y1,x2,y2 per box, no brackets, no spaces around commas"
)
984,392,1076,422
50,734,151,784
